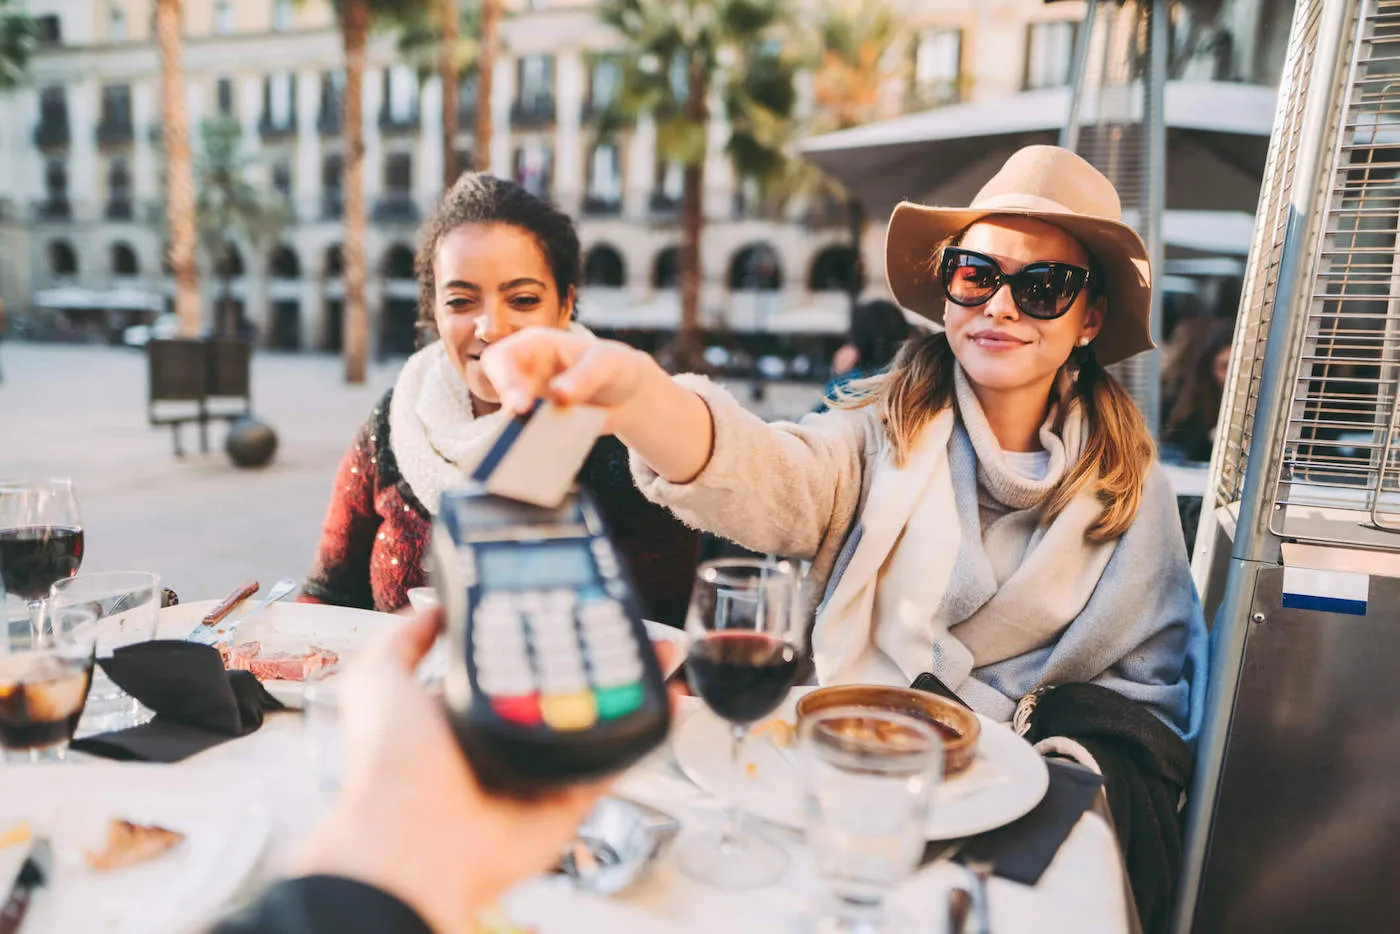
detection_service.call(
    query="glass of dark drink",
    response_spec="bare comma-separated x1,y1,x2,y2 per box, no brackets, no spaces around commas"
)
0,599,96,762
679,558,805,889
0,479,84,642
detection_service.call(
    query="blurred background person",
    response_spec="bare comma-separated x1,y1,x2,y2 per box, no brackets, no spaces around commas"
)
815,298,912,412
1160,318,1233,464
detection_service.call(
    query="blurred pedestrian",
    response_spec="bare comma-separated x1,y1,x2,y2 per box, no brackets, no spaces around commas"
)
814,298,912,412
1161,318,1233,464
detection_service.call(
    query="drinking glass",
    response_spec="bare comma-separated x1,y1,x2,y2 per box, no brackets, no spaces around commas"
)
50,572,160,734
302,664,343,801
0,480,84,643
800,708,943,934
0,598,97,763
679,558,804,889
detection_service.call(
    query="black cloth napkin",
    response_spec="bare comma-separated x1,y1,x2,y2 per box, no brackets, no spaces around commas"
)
954,758,1104,885
71,639,285,763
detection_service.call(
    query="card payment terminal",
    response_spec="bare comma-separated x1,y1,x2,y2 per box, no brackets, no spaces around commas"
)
432,487,671,794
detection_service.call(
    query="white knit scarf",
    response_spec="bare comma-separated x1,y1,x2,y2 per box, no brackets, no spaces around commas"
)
388,341,511,516
813,363,1118,700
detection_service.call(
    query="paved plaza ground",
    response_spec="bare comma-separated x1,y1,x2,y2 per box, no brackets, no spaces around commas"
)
0,342,823,611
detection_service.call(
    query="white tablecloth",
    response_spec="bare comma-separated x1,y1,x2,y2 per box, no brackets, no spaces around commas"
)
38,610,1133,934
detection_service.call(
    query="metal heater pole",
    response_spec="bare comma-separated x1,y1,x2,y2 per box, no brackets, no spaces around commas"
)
1061,0,1099,152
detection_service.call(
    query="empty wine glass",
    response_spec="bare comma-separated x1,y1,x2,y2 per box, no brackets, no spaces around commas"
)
0,480,84,644
678,558,805,889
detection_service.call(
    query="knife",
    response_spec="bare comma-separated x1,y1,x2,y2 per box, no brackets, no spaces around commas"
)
189,578,297,648
0,836,51,934
201,580,260,627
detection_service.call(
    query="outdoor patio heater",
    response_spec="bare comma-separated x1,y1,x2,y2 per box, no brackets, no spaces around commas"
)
1175,0,1400,931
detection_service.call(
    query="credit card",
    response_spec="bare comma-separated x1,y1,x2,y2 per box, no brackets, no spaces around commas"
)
469,399,608,508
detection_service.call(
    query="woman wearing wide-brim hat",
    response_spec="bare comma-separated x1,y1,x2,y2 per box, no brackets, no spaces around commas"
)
482,143,1208,737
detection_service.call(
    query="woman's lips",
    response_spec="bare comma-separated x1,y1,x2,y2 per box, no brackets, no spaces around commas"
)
969,331,1030,351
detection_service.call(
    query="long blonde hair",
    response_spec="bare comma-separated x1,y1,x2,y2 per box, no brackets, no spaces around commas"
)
836,237,1155,542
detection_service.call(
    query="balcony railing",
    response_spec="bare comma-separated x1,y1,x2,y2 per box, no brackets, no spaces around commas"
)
648,190,681,218
105,197,133,221
34,119,69,148
511,97,556,128
321,193,343,220
34,198,71,221
259,114,298,140
96,119,134,145
372,193,419,223
582,194,623,217
378,107,421,134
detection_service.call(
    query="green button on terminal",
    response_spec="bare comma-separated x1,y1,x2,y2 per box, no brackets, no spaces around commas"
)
594,682,645,720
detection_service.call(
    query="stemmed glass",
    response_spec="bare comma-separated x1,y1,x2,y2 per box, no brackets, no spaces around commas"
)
0,480,85,641
679,558,805,889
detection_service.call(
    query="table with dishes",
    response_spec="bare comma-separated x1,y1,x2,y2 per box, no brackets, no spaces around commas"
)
0,598,1134,934
0,479,1133,934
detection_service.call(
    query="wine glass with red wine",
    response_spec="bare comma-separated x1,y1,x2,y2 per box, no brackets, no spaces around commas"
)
0,480,84,641
679,558,805,889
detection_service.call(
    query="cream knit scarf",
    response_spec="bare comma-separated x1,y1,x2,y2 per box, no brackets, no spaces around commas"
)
814,363,1118,706
388,340,510,517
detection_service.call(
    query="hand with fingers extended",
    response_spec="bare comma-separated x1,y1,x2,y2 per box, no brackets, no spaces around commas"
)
293,608,608,934
481,327,717,485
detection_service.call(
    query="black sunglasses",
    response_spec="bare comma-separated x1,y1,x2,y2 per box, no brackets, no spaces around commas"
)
938,247,1090,321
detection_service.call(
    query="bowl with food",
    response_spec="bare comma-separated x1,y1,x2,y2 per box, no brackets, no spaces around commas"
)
794,684,981,777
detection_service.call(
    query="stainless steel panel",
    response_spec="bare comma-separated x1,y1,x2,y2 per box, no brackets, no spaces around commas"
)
1192,567,1400,932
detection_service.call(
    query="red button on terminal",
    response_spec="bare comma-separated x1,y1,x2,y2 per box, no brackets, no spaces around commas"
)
491,693,543,726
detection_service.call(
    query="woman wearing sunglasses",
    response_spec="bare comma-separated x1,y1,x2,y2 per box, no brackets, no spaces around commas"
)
481,146,1207,745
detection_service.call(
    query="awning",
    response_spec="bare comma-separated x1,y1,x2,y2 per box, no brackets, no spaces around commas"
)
34,285,164,312
797,81,1277,219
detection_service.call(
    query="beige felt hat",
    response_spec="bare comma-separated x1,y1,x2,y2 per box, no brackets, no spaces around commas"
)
884,145,1153,366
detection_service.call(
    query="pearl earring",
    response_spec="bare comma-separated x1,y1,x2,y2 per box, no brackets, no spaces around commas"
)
1078,338,1090,347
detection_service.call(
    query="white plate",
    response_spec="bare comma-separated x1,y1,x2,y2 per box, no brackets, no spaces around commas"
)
166,601,683,706
0,764,270,934
671,688,1049,840
164,600,402,708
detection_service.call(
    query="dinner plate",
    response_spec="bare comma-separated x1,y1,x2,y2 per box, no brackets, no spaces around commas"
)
0,764,270,934
671,687,1049,840
165,599,401,708
166,599,685,707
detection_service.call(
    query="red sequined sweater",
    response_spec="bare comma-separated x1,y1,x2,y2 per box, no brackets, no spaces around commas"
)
301,391,700,625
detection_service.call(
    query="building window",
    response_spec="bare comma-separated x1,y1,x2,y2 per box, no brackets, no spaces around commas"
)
1025,20,1077,90
385,152,413,195
112,242,139,277
35,15,61,46
912,29,962,107
513,143,552,198
385,66,418,123
108,5,127,42
272,0,293,31
99,84,133,142
321,153,343,217
586,143,622,208
215,0,234,36
668,56,688,103
37,86,68,146
319,71,344,133
45,158,68,204
216,77,235,118
656,160,683,201
271,160,293,200
106,156,132,219
49,240,78,278
518,55,554,107
588,56,621,115
264,72,295,130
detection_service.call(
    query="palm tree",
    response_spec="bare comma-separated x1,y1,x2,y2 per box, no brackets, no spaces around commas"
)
599,0,797,372
806,0,907,319
194,118,290,338
0,0,35,88
476,0,499,172
154,0,201,337
395,0,491,186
